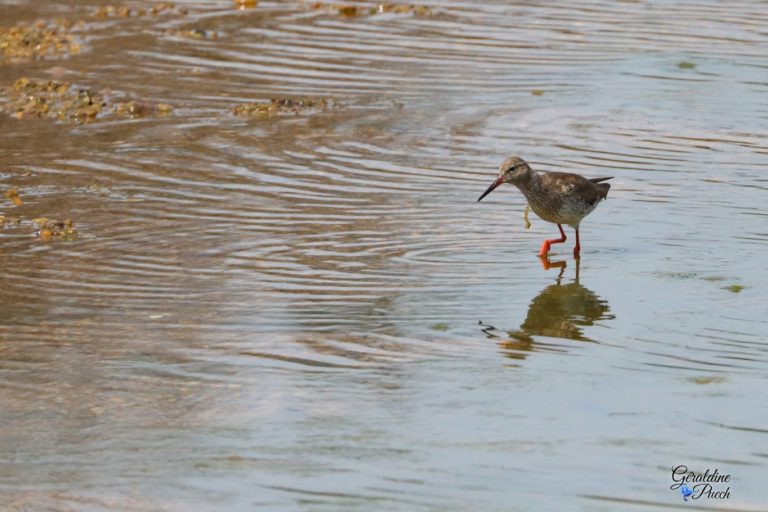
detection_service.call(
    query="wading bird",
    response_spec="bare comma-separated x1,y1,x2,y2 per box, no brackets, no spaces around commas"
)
477,156,611,258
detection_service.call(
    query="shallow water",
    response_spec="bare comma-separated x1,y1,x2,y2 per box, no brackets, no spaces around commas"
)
1,0,767,510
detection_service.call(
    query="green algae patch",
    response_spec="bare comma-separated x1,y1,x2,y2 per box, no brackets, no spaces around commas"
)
654,271,698,280
677,61,697,69
233,97,332,117
723,284,744,293
523,204,532,229
430,323,450,332
0,21,82,63
688,376,726,385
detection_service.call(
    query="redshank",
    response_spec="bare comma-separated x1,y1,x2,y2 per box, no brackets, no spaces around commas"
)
477,156,611,257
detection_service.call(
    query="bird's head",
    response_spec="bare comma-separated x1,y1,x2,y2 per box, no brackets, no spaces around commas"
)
477,156,532,202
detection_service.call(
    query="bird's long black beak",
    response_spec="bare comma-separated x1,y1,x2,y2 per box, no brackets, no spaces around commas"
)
477,176,504,202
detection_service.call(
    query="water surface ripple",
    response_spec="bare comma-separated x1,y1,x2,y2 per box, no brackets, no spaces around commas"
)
1,0,767,510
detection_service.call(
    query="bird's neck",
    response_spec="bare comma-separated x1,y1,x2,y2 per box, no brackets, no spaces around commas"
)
514,170,542,195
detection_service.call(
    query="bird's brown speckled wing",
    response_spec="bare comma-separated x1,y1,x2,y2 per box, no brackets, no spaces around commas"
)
539,172,611,205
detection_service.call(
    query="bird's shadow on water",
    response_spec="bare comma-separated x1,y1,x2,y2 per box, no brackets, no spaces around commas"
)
480,257,615,360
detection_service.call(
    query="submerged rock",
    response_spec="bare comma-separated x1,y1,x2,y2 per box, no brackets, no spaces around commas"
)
305,2,433,17
233,97,332,117
92,3,188,19
1,77,173,124
3,77,107,122
234,0,258,9
34,218,77,241
114,100,174,117
165,28,219,40
0,21,82,63
0,215,22,226
5,188,22,206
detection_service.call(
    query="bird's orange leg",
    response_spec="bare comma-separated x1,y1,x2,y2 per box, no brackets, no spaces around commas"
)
574,228,581,258
539,224,567,257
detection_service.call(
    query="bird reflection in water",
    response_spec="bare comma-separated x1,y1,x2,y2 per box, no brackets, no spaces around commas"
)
481,257,614,360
